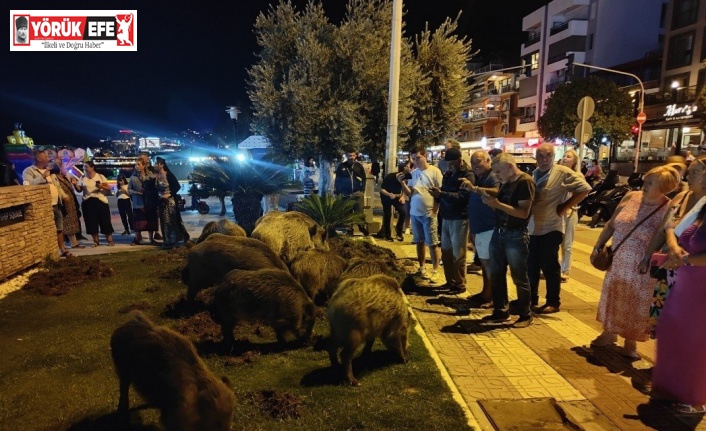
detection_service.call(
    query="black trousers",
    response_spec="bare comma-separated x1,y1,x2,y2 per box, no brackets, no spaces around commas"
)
117,198,134,232
380,196,404,238
527,230,564,306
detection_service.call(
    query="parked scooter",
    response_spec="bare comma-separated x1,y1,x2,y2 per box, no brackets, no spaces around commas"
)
585,172,644,228
577,169,619,221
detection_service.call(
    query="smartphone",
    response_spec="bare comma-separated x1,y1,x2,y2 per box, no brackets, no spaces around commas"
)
650,252,668,267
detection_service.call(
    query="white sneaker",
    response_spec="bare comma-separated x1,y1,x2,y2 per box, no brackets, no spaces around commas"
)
590,332,617,347
426,270,445,285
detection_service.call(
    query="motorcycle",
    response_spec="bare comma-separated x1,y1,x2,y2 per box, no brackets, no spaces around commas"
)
180,184,210,214
577,169,619,221
587,183,633,228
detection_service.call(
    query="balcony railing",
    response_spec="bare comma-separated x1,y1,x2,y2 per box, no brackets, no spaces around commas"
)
500,83,516,94
524,32,541,48
644,85,698,106
546,79,566,93
549,20,570,36
519,116,535,124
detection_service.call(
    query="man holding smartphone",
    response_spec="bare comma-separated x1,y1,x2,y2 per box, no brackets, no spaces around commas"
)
430,148,474,293
479,153,536,327
397,146,444,284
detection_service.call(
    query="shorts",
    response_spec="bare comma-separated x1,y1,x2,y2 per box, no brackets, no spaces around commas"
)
52,205,63,231
473,230,493,260
411,214,439,247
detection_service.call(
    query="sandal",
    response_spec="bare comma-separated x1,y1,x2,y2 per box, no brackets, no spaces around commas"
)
130,240,142,246
60,251,73,258
672,403,706,414
92,242,100,247
107,242,115,247
72,244,85,249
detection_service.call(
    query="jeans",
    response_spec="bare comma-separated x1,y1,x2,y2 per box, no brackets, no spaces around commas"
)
561,211,578,275
117,198,134,232
440,218,469,287
489,228,531,316
381,196,404,238
528,230,564,307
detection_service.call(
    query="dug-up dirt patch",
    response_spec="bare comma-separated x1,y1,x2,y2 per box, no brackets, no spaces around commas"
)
247,389,303,420
22,256,114,296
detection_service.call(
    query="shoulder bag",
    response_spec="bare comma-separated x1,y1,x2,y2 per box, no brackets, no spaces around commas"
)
592,199,667,271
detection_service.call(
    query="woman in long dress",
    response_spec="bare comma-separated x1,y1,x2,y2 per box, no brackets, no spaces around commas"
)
52,157,84,248
651,165,706,413
154,158,184,248
589,166,679,358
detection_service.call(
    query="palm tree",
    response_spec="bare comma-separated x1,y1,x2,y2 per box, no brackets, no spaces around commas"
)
189,159,292,234
294,193,365,240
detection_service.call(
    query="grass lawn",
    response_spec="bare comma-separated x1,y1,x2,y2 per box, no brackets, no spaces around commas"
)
0,249,472,431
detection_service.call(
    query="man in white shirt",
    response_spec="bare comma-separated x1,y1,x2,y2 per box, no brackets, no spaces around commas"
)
23,150,71,257
526,144,591,313
398,146,444,284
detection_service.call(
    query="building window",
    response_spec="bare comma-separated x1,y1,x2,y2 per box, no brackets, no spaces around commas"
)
666,31,695,69
588,34,593,50
531,52,539,70
671,0,699,30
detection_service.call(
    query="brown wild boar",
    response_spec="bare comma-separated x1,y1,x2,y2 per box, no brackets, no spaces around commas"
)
327,274,411,386
290,249,347,305
110,311,234,431
197,219,246,243
251,211,328,265
182,233,288,303
338,257,391,282
214,268,316,350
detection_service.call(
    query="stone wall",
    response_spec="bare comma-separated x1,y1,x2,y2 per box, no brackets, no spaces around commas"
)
0,185,58,281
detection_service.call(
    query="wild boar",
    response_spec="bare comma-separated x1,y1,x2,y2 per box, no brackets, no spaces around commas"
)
251,211,328,265
197,219,246,243
110,311,234,431
290,249,347,305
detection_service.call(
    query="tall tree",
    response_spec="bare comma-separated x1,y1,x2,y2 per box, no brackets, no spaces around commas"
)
335,0,426,161
408,16,473,149
538,76,634,154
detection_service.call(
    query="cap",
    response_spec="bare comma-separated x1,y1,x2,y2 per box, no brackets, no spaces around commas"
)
445,148,462,161
16,16,28,29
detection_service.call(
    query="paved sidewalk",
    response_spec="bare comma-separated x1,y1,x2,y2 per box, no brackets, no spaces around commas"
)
373,225,706,431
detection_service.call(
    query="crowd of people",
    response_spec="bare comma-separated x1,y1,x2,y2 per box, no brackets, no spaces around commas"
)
20,150,191,256
379,140,706,413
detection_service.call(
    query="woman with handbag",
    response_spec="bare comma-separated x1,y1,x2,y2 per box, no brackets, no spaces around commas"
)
589,166,679,358
640,157,706,336
651,203,706,413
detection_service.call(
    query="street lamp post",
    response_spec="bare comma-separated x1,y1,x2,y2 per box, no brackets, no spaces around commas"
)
384,0,403,177
225,106,240,148
573,62,644,172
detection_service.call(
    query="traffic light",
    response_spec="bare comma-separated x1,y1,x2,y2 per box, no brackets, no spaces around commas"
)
565,53,574,82
632,91,641,116
631,123,639,137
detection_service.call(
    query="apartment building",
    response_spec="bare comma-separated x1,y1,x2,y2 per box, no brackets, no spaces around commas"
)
637,0,706,162
517,0,669,141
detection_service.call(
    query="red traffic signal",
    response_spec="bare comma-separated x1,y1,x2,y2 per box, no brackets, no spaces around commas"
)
631,124,639,136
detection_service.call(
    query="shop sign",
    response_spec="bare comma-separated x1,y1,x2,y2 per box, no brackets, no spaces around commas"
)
664,104,698,121
0,205,25,228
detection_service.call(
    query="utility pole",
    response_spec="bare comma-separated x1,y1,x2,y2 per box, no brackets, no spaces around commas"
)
573,62,644,172
225,106,240,148
384,0,403,177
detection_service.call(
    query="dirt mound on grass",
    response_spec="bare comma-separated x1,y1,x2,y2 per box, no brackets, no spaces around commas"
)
140,246,189,264
118,301,153,314
173,312,222,341
22,256,114,296
247,390,303,420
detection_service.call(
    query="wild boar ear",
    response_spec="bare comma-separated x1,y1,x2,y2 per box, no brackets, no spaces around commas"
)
221,376,233,389
308,224,318,238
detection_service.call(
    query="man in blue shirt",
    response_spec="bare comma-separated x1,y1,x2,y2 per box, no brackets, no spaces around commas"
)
460,150,501,306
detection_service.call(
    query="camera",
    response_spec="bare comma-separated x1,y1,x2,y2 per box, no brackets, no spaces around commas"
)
404,172,412,180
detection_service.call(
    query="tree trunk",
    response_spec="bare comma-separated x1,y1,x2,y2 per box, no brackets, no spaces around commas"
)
231,193,264,235
318,158,335,196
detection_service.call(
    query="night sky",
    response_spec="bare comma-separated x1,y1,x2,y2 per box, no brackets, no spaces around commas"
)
2,0,550,147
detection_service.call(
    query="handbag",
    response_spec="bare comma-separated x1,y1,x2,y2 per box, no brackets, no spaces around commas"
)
591,199,667,271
